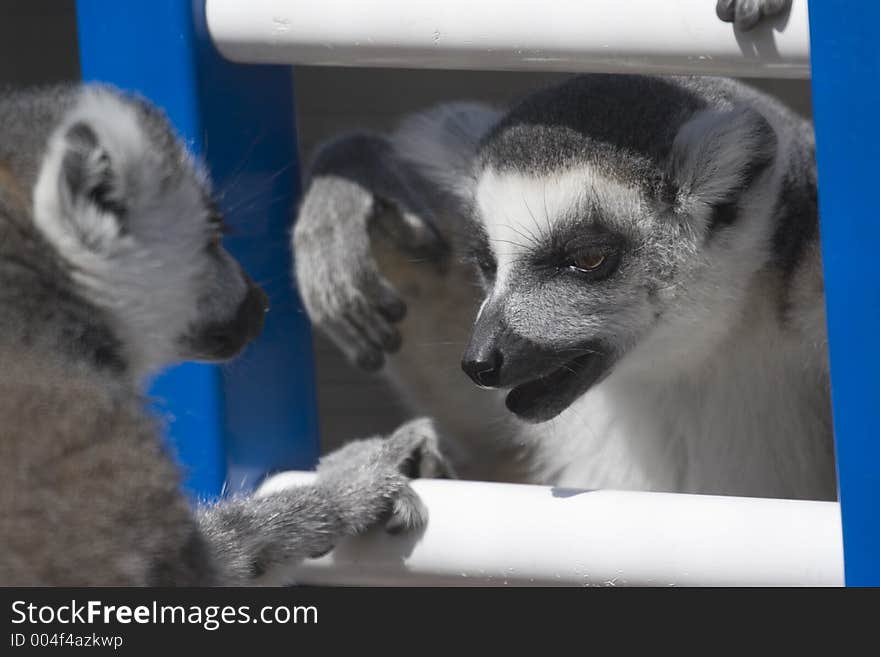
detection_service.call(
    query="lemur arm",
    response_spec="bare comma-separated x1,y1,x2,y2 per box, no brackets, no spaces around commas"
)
293,102,501,371
0,358,446,586
196,418,448,585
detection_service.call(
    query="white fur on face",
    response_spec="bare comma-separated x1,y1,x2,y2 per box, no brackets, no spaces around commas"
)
33,87,247,379
473,159,784,360
474,167,644,291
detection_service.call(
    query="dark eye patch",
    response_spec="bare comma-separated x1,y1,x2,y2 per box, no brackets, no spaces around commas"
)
530,223,624,265
523,217,626,283
561,231,625,255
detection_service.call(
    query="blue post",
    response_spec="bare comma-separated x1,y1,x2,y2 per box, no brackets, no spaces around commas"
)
75,0,320,499
808,5,880,585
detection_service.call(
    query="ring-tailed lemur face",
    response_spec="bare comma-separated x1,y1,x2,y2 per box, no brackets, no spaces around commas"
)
32,86,267,377
460,76,779,423
462,167,664,422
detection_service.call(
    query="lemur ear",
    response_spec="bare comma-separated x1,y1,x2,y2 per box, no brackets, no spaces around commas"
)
665,106,777,223
57,121,127,249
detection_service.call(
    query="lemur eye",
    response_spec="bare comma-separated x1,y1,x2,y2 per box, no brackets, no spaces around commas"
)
562,246,621,281
570,252,607,272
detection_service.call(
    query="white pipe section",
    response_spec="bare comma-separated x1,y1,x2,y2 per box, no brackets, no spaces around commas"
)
258,472,843,586
206,0,811,78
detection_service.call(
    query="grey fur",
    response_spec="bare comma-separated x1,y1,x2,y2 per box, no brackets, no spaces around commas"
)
197,417,448,584
294,134,452,371
0,84,444,586
292,74,832,500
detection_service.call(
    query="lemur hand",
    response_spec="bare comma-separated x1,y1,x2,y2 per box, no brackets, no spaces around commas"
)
293,134,447,372
716,0,791,31
315,417,453,535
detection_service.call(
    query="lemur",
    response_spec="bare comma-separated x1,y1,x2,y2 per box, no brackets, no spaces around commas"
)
0,84,447,586
293,73,834,501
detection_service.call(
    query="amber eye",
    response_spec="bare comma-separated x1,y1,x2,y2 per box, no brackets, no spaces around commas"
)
570,252,607,272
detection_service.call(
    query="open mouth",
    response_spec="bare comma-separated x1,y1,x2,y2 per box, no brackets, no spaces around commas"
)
505,352,611,423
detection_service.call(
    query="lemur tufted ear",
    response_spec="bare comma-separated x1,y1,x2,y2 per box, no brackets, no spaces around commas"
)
56,120,127,250
666,106,777,227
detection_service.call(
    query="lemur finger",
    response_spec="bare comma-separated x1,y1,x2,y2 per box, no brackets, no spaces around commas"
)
399,442,452,479
717,0,787,30
348,261,405,327
733,0,763,30
309,268,402,358
762,0,791,16
716,0,736,22
384,483,428,534
381,326,403,354
345,297,402,353
355,350,385,373
385,417,435,468
368,276,407,324
415,437,455,479
385,417,453,479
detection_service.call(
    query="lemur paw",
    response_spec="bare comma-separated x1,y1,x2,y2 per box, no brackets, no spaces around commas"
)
716,0,791,31
293,179,406,372
315,418,452,535
293,134,447,373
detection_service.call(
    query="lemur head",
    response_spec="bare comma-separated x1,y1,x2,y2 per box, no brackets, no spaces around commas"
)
460,75,780,423
32,85,267,378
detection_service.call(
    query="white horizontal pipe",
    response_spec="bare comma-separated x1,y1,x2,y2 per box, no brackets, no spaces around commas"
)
206,0,810,78
258,472,843,586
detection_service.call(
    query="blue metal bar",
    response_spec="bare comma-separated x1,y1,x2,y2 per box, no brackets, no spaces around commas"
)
808,4,880,585
75,0,320,499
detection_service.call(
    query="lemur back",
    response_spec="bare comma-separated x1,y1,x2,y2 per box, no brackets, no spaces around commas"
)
293,74,835,500
0,84,444,585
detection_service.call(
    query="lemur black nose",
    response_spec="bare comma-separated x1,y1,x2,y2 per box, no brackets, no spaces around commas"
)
461,349,503,388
